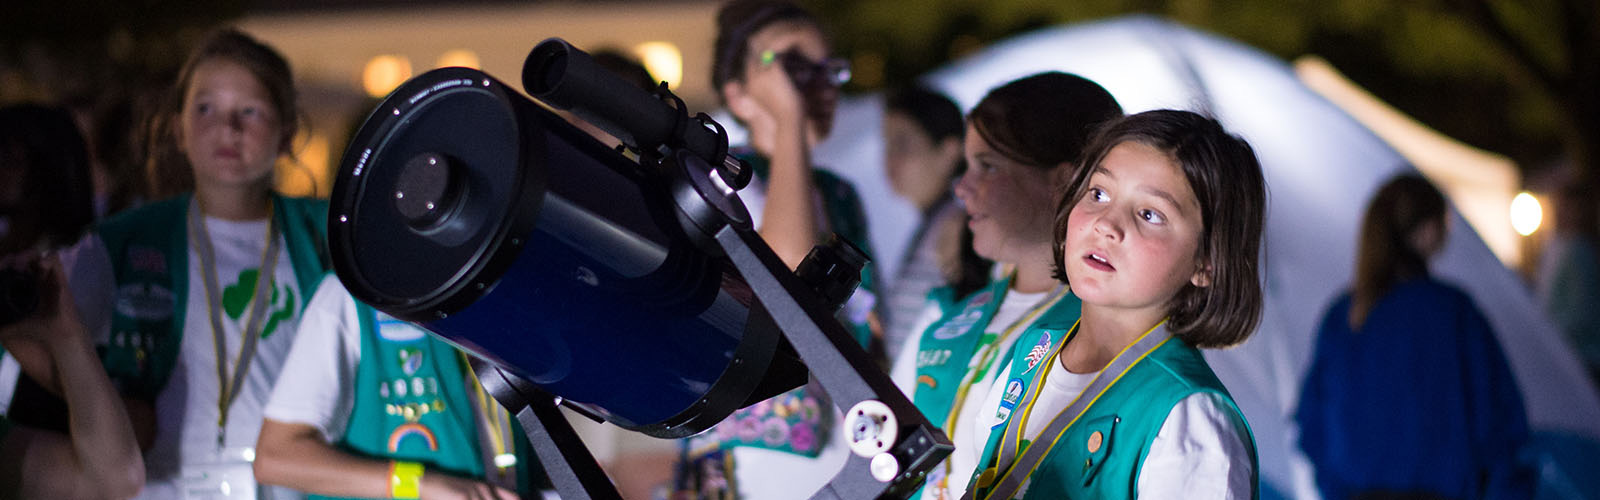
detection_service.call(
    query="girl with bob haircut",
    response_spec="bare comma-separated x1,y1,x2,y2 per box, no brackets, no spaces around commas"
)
967,109,1263,499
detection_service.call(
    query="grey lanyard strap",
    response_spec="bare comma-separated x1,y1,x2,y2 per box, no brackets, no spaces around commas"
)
967,322,1172,500
188,199,281,448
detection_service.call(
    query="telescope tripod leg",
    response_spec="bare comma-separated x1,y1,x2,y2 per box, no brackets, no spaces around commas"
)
475,361,622,500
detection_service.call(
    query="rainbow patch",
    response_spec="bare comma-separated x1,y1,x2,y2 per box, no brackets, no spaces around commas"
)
387,422,439,452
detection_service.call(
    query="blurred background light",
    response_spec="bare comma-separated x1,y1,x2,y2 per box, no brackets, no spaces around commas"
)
436,49,480,69
1511,191,1542,236
362,54,413,98
631,41,682,89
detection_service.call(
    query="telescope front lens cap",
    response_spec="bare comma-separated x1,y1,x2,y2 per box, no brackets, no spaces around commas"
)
393,152,458,229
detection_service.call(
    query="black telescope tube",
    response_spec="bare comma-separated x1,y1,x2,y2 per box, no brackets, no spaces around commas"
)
524,38,724,168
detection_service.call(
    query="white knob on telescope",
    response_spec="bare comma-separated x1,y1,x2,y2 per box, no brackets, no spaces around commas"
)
845,400,897,458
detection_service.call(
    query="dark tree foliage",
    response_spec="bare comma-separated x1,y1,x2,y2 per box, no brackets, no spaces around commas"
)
811,0,1598,185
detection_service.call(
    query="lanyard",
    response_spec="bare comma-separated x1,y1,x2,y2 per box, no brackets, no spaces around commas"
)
189,199,281,449
461,352,517,479
935,282,1069,492
966,321,1172,500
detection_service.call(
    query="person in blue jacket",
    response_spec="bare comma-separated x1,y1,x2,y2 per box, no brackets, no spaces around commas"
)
1297,173,1530,500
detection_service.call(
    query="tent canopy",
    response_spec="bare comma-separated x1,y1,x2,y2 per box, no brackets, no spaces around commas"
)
802,15,1600,498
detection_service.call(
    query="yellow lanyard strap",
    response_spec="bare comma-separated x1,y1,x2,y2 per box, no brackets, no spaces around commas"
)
461,352,517,473
968,321,1172,500
189,199,281,448
937,285,1069,486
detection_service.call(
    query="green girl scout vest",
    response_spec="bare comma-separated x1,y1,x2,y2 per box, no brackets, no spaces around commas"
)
315,303,534,499
911,276,1080,428
97,194,329,401
911,276,1078,499
966,323,1257,500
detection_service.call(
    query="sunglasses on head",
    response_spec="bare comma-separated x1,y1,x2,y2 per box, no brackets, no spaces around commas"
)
760,50,851,88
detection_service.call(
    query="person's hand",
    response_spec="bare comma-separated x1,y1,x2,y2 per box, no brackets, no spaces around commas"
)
740,55,808,154
0,252,89,396
420,472,520,500
0,252,80,346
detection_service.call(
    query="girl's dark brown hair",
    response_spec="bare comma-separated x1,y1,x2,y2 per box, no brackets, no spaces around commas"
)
967,72,1123,170
886,85,990,297
711,0,820,103
0,104,94,253
1349,174,1446,328
143,28,299,200
1053,110,1266,348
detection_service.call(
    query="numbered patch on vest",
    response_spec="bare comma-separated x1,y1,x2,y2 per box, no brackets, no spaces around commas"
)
917,348,953,368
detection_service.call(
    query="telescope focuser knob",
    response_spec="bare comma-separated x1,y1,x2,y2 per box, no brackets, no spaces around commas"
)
795,235,868,313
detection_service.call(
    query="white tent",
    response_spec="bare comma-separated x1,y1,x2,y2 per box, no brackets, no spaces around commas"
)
802,15,1600,499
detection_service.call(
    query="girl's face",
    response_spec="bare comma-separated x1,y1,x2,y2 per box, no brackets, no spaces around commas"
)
179,59,284,194
954,124,1056,264
883,111,959,209
1062,141,1208,315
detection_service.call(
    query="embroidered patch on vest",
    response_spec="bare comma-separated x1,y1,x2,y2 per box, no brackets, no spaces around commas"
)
789,420,816,452
931,291,993,340
736,416,762,441
993,377,1025,427
1002,378,1024,405
128,245,167,274
398,347,424,376
761,418,789,447
114,283,174,320
387,422,439,452
800,397,821,424
376,314,427,342
1022,331,1053,374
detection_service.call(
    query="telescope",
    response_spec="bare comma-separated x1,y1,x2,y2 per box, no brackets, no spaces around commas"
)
328,38,950,499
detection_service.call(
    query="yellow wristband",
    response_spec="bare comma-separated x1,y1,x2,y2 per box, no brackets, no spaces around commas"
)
390,461,424,499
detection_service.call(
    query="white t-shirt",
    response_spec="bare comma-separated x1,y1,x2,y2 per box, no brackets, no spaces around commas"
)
972,350,1254,499
264,276,569,500
885,288,1046,500
262,277,367,441
67,215,307,500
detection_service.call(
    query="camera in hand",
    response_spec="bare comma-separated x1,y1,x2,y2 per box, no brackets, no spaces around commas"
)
0,267,41,328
